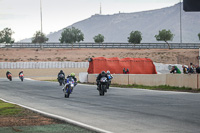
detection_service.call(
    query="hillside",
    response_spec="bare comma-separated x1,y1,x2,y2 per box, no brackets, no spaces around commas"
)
21,3,200,43
0,48,199,66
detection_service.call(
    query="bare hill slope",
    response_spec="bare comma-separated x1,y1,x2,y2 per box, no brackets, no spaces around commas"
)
21,3,200,43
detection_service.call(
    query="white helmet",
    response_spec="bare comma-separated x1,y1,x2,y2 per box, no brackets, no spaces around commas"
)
107,71,110,74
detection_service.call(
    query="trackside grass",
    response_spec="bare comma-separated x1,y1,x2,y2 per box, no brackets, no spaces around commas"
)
110,84,200,93
0,100,24,116
0,100,95,133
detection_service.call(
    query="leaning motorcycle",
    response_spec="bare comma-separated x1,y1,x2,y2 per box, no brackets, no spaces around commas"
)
58,74,65,86
19,73,24,82
7,74,12,81
98,77,108,96
63,77,75,98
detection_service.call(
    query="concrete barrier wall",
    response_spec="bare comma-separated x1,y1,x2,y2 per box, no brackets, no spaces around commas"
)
88,74,129,85
112,74,129,85
87,74,200,89
0,62,89,69
166,74,198,89
88,74,98,83
129,74,166,86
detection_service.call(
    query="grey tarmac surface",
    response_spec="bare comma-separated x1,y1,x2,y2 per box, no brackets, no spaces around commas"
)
0,78,200,133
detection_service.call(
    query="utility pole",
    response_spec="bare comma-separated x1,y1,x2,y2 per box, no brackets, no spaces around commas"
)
40,0,43,33
180,0,182,43
100,3,102,15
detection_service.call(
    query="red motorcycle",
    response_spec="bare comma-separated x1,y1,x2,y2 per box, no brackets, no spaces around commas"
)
19,73,24,82
7,74,12,81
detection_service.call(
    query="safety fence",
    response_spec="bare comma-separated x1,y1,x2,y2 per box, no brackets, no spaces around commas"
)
0,62,89,69
1,43,200,49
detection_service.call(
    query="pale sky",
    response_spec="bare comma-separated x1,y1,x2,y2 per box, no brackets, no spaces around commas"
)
0,0,180,41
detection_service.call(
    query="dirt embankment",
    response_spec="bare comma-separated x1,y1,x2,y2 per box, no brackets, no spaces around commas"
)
0,48,199,65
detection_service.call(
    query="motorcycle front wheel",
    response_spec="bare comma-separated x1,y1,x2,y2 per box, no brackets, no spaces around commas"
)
65,86,71,98
99,85,105,96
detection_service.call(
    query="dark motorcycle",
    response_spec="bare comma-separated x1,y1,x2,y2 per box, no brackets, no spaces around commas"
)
58,74,65,86
7,74,12,81
63,77,75,98
98,77,108,96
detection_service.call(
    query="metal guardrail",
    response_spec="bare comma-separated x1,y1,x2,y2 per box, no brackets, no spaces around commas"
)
1,43,200,49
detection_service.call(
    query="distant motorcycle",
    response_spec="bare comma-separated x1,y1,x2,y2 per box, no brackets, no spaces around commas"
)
7,74,12,81
98,77,108,96
58,74,65,86
19,73,24,82
63,77,75,98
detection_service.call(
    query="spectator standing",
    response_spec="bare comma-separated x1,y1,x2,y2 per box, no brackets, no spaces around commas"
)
195,65,200,74
182,65,188,74
188,66,194,74
123,68,126,74
126,68,130,74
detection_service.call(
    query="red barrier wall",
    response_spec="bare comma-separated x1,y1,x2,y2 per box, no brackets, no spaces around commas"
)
87,57,157,74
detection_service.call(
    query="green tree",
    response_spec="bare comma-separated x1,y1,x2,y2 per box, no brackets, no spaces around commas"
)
32,31,48,44
0,28,15,43
59,27,84,49
93,34,104,43
155,29,174,49
198,33,200,40
128,31,142,44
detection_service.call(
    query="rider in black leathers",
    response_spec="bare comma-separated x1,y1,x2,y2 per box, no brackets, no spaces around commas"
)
57,70,65,80
96,71,109,91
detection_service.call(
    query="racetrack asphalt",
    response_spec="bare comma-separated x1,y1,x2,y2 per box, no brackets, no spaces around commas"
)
0,78,200,133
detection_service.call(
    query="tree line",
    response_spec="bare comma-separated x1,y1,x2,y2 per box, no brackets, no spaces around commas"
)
1,27,200,49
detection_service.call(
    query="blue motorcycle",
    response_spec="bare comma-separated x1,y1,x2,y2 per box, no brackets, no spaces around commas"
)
64,77,75,98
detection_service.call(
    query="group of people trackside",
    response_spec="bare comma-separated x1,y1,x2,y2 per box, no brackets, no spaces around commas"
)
182,63,200,74
123,68,129,74
170,63,200,74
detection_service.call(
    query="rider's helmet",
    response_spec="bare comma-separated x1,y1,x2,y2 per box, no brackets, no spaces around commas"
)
7,71,9,73
60,70,63,73
101,71,106,75
107,71,110,74
70,72,75,77
21,70,23,73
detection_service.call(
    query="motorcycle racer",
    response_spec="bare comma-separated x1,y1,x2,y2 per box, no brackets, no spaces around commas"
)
6,71,11,78
96,71,109,91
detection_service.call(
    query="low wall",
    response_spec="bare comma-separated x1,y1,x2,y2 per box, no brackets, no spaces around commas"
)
129,74,166,86
87,74,200,89
198,75,200,89
112,74,129,85
88,74,98,83
88,74,129,85
166,74,198,89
